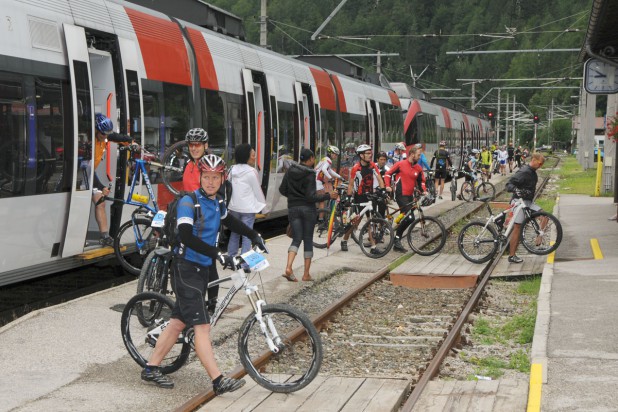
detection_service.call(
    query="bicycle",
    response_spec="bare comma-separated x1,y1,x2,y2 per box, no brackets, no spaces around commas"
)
101,145,181,275
313,184,360,249
424,170,437,203
458,168,496,202
120,250,323,393
449,167,459,201
457,193,563,263
380,191,447,256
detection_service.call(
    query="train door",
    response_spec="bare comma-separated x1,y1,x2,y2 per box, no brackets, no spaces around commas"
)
294,82,315,156
61,24,97,256
366,100,380,154
241,69,272,192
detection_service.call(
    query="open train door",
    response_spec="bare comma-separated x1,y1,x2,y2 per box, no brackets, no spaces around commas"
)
61,24,95,256
366,100,380,154
241,69,265,183
294,82,311,157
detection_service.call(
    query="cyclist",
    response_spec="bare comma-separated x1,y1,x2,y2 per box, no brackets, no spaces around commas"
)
497,145,508,176
376,151,390,178
507,143,515,173
92,113,136,246
315,145,344,221
415,143,431,171
480,145,493,180
505,152,546,263
514,146,523,169
430,141,452,199
141,154,267,393
387,142,407,166
384,145,426,252
340,144,385,253
182,128,209,191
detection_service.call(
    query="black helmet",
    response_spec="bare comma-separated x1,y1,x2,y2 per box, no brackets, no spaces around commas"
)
185,128,209,143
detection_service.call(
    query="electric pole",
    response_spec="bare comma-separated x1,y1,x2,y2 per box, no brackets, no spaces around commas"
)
260,0,268,47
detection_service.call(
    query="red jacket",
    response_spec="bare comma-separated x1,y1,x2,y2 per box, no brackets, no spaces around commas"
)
384,160,425,196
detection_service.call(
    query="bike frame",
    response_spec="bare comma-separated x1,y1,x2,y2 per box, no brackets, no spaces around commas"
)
480,198,533,242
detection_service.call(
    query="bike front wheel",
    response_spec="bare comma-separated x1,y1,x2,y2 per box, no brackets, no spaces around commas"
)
406,216,447,256
358,217,394,258
120,292,190,374
460,181,475,202
312,208,335,249
450,178,457,201
476,182,496,200
458,221,499,263
137,249,172,296
520,211,562,255
238,303,323,393
114,217,159,276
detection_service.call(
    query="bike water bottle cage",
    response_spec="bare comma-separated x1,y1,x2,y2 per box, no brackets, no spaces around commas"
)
185,128,209,143
95,113,113,134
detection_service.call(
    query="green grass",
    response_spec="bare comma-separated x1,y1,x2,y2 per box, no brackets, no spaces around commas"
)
554,156,599,196
516,276,541,296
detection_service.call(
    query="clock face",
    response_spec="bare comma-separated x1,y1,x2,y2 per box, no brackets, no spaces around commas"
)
584,58,618,94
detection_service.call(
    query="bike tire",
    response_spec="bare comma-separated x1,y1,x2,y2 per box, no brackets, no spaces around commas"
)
460,181,474,202
450,179,457,201
358,217,394,258
520,211,562,255
114,217,158,276
161,140,191,196
476,182,496,201
458,221,499,263
238,303,323,393
312,208,333,249
120,292,190,374
406,216,447,256
137,249,171,296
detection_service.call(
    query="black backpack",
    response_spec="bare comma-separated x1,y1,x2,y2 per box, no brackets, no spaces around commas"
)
163,191,201,247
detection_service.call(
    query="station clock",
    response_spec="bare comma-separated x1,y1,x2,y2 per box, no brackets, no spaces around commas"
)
584,58,618,94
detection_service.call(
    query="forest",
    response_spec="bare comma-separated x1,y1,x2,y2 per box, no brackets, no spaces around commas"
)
207,0,594,148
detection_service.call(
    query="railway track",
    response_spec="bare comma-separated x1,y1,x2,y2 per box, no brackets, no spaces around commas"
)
177,157,561,412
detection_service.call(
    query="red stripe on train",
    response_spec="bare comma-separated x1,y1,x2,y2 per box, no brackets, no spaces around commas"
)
126,8,192,86
187,28,219,91
330,74,347,113
441,107,452,129
309,68,336,111
388,90,401,107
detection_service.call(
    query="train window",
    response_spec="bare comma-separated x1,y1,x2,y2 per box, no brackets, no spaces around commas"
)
35,77,66,194
201,89,225,157
318,108,337,166
224,93,245,161
141,80,163,159
163,83,191,146
0,77,26,198
73,61,92,192
126,71,141,136
277,102,296,162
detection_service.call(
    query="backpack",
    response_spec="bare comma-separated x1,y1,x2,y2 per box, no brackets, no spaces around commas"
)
435,150,447,168
163,191,201,247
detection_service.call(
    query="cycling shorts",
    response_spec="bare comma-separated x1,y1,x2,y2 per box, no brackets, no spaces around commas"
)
511,199,541,224
170,258,212,326
508,156,514,161
482,164,490,170
434,168,448,179
500,160,506,165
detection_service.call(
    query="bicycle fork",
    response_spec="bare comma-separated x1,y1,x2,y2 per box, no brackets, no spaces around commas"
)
246,286,283,354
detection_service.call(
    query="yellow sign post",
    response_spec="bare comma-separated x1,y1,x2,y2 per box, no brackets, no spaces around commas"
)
594,146,602,196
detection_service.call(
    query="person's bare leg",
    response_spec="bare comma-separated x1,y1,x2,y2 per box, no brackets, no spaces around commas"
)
148,318,186,366
93,193,108,233
285,251,296,276
302,257,312,281
509,223,521,257
193,324,221,379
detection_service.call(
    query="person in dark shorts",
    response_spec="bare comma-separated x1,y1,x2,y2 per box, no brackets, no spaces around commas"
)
507,143,515,173
430,140,452,199
141,154,267,394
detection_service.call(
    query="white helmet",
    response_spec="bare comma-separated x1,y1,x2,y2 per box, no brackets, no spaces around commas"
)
395,142,406,151
471,148,480,154
356,144,372,154
327,145,340,155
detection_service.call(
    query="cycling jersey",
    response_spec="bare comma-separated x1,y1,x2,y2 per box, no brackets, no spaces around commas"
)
431,149,451,170
350,161,381,196
480,150,492,165
177,189,227,267
315,156,342,182
418,153,431,170
183,160,201,191
384,160,426,197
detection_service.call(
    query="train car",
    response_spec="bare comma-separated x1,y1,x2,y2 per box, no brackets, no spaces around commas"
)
392,83,494,168
0,0,402,285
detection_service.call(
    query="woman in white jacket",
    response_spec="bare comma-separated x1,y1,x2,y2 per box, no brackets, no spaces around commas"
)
227,144,268,271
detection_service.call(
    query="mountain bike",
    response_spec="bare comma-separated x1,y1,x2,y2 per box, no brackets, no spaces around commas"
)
424,170,437,203
121,249,323,393
380,191,447,256
458,169,496,202
449,168,459,201
457,193,562,263
313,184,360,249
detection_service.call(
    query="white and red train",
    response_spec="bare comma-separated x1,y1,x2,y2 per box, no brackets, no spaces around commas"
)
0,0,491,285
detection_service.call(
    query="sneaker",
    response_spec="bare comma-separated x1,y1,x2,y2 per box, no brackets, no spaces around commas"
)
99,236,114,247
438,195,443,200
393,238,407,252
340,241,348,252
370,247,381,255
508,255,523,264
141,366,174,389
363,241,372,247
213,376,246,396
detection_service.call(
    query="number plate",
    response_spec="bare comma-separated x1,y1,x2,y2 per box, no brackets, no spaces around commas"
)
241,250,269,271
151,211,167,228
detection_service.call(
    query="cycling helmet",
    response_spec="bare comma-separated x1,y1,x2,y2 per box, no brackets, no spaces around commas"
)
95,113,113,134
278,145,286,151
327,145,340,155
439,140,446,146
356,144,372,154
395,142,406,151
185,128,209,143
197,154,226,174
471,148,480,154
414,143,423,149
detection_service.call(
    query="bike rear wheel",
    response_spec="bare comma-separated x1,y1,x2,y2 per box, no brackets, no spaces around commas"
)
406,216,447,256
520,211,562,255
458,221,499,263
238,303,323,393
312,208,335,249
476,182,496,200
120,292,190,374
358,217,394,258
450,178,457,201
114,217,159,276
137,249,172,296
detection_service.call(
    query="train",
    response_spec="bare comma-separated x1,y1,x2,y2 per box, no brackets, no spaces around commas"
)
0,0,492,286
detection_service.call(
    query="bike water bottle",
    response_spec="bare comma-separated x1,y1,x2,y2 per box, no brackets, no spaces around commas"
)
395,213,405,224
132,193,149,204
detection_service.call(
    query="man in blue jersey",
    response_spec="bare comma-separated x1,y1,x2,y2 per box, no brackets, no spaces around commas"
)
141,154,267,394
